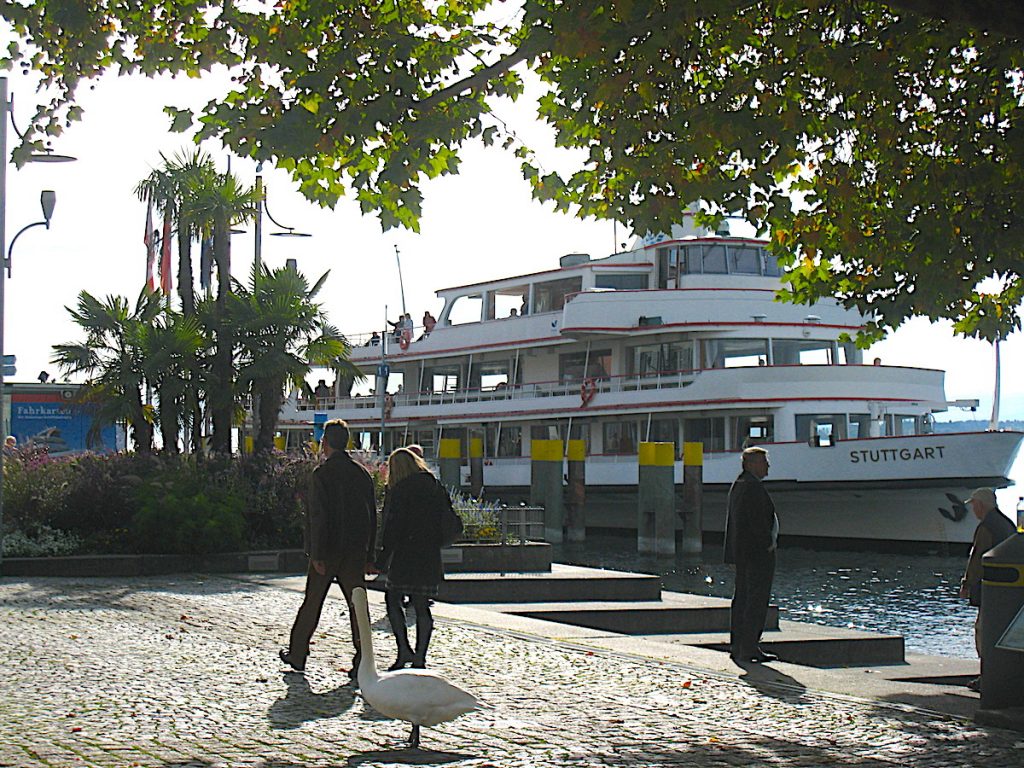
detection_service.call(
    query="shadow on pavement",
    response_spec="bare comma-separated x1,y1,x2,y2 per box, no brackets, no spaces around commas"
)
268,671,357,729
346,748,479,765
736,661,808,703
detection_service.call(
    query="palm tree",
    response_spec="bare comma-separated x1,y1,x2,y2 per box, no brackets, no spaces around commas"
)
52,290,163,453
135,149,217,315
140,310,208,454
180,169,259,454
230,263,359,454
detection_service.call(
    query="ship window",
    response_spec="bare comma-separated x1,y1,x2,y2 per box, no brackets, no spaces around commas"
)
531,422,564,441
702,243,728,273
426,364,460,393
656,247,677,288
795,414,846,445
889,414,919,436
560,349,611,383
679,245,699,274
729,245,761,274
596,272,649,290
631,342,695,376
603,421,638,454
647,418,679,448
486,425,522,458
847,414,870,439
408,429,436,457
446,294,483,325
494,289,528,318
682,417,726,452
534,276,582,313
735,415,774,447
478,360,511,391
762,250,781,276
704,338,768,368
772,339,833,365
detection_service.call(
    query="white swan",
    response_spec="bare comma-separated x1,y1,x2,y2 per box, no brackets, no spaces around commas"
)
351,587,479,748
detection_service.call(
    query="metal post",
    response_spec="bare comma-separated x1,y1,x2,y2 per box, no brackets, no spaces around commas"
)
680,441,704,554
530,439,563,543
254,166,263,278
637,442,675,555
566,439,586,542
0,76,8,568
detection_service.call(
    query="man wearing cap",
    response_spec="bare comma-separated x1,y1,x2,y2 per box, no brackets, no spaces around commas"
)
724,446,779,664
959,487,1016,691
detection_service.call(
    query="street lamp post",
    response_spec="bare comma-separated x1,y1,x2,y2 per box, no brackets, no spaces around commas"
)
0,76,72,568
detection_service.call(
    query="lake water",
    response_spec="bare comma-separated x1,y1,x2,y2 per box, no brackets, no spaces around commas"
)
553,445,1024,660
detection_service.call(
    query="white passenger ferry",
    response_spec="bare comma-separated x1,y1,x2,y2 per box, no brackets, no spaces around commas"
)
274,215,1023,548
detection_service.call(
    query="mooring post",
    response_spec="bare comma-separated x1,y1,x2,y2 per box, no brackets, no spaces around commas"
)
680,441,704,554
468,435,484,497
566,438,586,543
530,438,564,543
638,441,675,555
438,437,462,491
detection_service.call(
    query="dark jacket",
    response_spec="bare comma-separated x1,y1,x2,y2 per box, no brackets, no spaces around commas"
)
377,471,450,590
305,451,377,564
723,469,777,564
962,507,1016,605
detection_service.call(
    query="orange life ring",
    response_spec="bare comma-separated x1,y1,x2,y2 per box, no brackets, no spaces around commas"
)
580,377,597,407
399,328,411,350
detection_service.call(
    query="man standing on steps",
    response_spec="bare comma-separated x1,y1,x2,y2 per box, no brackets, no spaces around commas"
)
959,486,1016,692
724,446,779,664
280,419,377,682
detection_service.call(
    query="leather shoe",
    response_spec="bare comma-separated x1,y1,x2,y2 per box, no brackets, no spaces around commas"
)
279,649,305,672
752,649,778,663
967,676,981,692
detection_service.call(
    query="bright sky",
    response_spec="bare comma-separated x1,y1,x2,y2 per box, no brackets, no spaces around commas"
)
3,68,1022,421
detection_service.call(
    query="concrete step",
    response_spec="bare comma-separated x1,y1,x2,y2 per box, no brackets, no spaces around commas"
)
661,619,905,667
373,564,663,604
472,591,780,635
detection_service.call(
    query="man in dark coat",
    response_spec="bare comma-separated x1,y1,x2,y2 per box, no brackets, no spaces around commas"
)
280,419,377,679
724,446,779,664
958,487,1016,691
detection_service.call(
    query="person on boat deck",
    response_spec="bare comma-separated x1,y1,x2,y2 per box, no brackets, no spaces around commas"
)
508,307,518,317
959,487,1016,692
313,379,331,405
376,447,451,670
367,331,381,346
723,446,779,665
280,419,377,681
422,311,436,335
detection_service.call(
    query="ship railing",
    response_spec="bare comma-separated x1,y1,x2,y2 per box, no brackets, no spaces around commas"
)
290,368,702,411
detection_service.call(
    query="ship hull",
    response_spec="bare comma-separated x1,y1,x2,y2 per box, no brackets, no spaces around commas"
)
473,431,1023,547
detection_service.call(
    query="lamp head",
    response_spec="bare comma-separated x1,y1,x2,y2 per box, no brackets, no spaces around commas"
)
40,190,56,226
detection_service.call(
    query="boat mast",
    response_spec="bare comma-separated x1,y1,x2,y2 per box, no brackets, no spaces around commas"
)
989,338,1001,431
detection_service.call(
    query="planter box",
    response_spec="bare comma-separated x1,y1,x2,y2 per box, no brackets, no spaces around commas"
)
0,549,309,578
442,542,552,573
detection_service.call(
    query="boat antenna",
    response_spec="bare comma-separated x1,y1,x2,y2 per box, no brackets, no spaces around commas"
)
394,245,407,316
989,337,1001,431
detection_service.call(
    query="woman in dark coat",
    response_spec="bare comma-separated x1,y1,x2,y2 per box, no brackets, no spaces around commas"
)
377,447,451,670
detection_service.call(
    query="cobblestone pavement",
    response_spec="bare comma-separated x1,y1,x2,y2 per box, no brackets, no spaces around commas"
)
1,576,1021,768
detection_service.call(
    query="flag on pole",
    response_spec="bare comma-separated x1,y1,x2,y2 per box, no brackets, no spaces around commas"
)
159,207,173,295
144,198,156,292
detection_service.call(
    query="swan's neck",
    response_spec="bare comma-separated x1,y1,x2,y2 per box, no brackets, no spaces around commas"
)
353,592,379,685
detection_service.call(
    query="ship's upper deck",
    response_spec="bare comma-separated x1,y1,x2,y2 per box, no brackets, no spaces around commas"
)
346,217,866,364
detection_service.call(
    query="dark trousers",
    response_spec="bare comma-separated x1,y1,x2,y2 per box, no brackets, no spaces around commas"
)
730,551,775,656
287,558,365,665
384,591,434,666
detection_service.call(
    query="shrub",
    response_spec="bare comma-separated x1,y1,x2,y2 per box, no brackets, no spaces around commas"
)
2,525,82,557
450,491,504,543
130,462,247,555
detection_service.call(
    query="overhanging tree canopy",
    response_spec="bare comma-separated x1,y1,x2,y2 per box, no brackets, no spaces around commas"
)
3,1,1022,341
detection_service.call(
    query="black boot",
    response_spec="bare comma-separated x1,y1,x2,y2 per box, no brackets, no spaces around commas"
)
385,591,414,671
